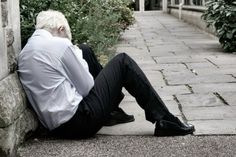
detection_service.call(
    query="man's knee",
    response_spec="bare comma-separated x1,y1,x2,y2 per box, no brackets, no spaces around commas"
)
79,43,90,49
116,53,130,60
116,53,133,64
79,44,93,55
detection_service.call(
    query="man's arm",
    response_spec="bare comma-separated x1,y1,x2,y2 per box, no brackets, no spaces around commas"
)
61,45,94,97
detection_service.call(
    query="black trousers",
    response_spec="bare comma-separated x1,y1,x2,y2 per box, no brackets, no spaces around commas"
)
79,44,125,109
53,44,171,138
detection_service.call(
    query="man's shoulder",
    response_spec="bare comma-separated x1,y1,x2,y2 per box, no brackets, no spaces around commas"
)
45,37,74,56
51,37,73,48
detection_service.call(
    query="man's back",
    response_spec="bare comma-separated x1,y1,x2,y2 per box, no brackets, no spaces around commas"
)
18,29,86,130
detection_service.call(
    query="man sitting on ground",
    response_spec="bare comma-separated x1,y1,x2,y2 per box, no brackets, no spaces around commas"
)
18,10,195,138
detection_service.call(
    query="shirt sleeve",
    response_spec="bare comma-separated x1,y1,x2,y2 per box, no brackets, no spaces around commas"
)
61,45,94,97
73,45,89,72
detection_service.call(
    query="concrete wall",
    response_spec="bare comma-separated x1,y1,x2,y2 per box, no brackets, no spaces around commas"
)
168,6,215,36
0,0,38,156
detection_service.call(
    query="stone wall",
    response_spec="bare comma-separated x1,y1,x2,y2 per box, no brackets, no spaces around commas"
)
168,6,216,36
0,0,38,156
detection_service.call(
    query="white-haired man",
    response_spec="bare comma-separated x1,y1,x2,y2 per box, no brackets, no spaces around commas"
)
18,10,194,138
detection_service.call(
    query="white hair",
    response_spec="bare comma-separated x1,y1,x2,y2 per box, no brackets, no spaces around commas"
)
35,10,72,40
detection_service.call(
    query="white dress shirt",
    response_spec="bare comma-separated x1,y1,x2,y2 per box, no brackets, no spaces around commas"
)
18,29,94,130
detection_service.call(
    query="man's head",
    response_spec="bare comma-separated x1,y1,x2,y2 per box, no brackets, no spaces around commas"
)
35,10,72,40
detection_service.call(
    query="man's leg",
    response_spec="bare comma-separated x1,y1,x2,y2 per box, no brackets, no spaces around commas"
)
88,53,171,123
85,53,194,137
79,44,134,126
79,44,103,78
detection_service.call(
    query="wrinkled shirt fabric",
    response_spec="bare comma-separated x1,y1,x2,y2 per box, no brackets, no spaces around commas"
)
18,29,94,130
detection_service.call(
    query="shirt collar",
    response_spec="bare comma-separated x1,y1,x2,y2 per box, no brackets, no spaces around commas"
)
32,29,53,38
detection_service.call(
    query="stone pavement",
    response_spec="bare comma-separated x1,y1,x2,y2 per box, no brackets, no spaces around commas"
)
99,11,236,136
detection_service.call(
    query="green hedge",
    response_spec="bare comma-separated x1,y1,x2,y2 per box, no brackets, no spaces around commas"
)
202,0,236,52
20,0,134,56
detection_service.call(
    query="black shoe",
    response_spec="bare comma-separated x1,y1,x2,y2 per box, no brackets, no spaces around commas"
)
104,108,135,126
154,119,195,136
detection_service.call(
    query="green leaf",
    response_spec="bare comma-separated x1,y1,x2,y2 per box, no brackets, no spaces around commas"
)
213,4,219,10
226,32,233,39
232,28,236,34
226,12,231,17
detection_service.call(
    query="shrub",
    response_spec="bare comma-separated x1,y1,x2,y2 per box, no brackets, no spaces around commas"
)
202,0,236,52
20,0,134,55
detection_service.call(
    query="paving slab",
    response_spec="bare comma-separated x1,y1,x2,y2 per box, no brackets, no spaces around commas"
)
152,91,174,101
191,67,236,76
155,85,192,96
185,42,221,50
155,63,188,71
153,56,206,64
185,62,218,69
166,74,235,85
207,55,236,66
149,50,176,57
162,100,182,116
191,83,236,93
162,68,193,77
218,92,236,106
191,120,236,135
143,70,166,87
149,45,191,53
218,64,236,69
176,93,226,108
173,49,220,56
183,106,236,120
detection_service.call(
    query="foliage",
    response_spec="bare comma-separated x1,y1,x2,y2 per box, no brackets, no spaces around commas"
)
20,0,134,55
202,0,236,52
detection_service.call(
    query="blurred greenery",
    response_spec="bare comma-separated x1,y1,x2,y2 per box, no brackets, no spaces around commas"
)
202,0,236,52
20,0,134,58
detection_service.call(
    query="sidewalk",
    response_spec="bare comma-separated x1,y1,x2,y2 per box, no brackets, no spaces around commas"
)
18,11,236,157
99,11,236,136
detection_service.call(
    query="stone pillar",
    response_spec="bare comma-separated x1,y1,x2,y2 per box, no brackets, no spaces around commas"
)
202,0,205,6
162,0,168,12
7,0,21,55
0,0,38,156
171,0,175,5
139,0,145,12
0,3,8,80
190,0,194,5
